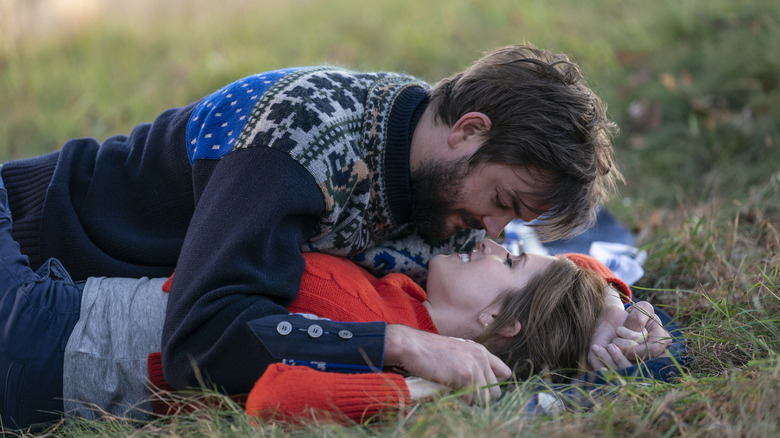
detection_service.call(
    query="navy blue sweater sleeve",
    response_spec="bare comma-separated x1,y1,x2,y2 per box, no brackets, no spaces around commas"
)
161,148,385,393
28,103,200,280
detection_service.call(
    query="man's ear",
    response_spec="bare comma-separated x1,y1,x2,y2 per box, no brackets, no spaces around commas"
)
447,112,492,150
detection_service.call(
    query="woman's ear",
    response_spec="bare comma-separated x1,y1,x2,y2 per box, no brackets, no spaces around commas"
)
480,313,522,338
497,320,522,338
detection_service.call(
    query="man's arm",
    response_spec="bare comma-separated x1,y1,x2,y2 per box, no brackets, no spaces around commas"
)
161,146,508,397
383,324,511,404
161,148,390,393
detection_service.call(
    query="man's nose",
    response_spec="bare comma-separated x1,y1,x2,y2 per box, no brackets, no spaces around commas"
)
481,214,514,239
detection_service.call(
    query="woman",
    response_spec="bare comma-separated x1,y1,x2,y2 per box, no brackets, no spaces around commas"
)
241,243,630,423
0,182,635,430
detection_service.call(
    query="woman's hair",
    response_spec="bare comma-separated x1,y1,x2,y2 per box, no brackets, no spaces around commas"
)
474,256,606,383
428,44,622,242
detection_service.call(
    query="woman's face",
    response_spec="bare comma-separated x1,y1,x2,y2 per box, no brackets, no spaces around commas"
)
425,239,557,340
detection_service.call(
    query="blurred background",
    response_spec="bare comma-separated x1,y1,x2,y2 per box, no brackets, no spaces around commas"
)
1,0,778,245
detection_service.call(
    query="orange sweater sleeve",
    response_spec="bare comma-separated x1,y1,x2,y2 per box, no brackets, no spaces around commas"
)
246,363,410,424
565,253,632,303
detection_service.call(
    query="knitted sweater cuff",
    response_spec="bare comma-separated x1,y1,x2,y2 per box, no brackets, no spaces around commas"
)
246,363,411,424
1,150,59,268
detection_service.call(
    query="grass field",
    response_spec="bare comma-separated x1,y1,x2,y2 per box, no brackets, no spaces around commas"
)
1,0,779,436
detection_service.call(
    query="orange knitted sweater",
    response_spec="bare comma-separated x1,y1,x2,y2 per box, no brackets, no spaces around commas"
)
287,253,437,332
244,252,631,424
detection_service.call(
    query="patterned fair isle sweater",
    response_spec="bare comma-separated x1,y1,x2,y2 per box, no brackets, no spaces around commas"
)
2,67,483,395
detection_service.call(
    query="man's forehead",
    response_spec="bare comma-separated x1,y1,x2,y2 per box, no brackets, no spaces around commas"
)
474,161,554,204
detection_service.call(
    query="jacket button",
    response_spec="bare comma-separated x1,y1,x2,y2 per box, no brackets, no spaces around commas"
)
307,324,323,338
338,330,353,339
276,321,292,335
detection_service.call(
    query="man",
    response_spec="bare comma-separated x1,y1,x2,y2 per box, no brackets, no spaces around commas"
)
1,45,663,400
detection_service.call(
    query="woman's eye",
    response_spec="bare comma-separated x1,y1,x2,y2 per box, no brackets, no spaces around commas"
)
505,254,514,267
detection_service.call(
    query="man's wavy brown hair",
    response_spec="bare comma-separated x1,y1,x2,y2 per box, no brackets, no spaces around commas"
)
429,44,622,241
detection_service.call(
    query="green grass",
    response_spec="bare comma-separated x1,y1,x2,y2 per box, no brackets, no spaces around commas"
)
2,0,779,436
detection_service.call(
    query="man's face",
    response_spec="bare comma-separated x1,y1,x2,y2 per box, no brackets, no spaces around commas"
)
410,157,549,240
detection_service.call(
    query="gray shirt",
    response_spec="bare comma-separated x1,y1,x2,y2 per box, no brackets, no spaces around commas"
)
63,276,168,420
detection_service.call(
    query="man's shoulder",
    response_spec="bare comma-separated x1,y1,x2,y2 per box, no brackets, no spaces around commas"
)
280,67,428,91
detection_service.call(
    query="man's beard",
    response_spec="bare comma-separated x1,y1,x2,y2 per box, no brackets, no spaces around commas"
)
409,156,483,241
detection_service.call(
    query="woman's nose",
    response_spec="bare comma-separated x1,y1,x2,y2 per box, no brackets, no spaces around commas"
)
479,238,504,254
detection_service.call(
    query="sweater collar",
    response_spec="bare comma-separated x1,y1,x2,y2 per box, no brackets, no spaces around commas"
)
383,87,429,226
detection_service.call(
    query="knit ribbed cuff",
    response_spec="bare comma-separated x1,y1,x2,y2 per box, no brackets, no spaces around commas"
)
2,150,59,268
246,363,411,424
